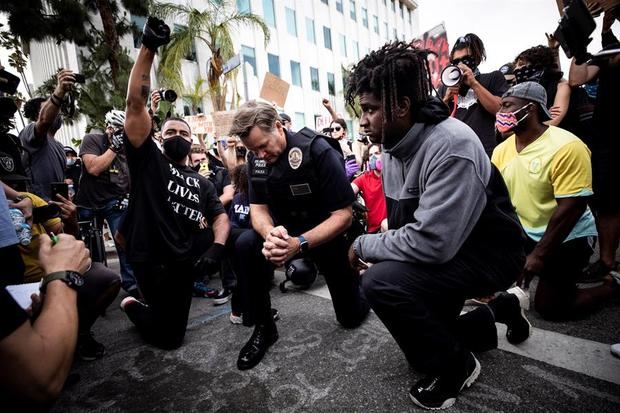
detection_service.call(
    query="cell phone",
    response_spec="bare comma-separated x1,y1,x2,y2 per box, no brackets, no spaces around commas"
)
32,204,61,224
73,73,86,84
51,182,69,200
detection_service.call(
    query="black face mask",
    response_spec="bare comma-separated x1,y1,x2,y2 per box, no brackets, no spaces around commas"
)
235,146,248,158
191,163,201,172
163,135,191,162
514,66,545,84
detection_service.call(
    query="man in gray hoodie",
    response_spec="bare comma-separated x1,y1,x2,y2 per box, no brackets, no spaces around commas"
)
345,42,529,410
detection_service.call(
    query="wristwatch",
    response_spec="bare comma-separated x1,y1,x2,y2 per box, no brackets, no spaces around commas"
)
40,270,84,293
297,235,309,254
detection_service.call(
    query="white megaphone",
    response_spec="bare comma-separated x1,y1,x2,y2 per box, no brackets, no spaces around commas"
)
440,64,463,87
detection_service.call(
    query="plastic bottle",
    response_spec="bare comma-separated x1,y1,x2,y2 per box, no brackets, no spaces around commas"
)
9,208,32,246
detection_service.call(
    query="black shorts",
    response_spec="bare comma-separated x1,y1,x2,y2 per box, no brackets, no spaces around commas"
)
590,131,620,213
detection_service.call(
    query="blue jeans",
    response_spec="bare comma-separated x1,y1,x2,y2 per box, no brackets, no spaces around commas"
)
78,198,137,293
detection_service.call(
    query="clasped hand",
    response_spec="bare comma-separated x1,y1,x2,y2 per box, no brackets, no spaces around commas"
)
262,226,300,267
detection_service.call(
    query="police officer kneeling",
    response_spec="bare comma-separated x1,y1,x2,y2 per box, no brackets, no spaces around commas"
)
229,101,370,370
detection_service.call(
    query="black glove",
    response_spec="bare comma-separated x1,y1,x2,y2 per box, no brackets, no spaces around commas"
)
194,243,226,276
110,129,124,153
142,16,171,52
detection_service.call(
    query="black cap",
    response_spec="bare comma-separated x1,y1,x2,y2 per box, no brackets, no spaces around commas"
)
279,113,291,123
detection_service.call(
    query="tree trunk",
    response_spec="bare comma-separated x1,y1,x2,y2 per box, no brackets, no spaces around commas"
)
95,0,121,89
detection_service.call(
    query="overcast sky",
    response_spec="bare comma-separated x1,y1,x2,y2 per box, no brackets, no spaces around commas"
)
417,0,619,73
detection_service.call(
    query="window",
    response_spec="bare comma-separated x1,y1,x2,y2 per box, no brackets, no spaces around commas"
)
321,0,328,3
391,0,395,12
263,0,276,27
323,26,332,50
131,15,147,48
173,24,196,60
408,9,412,24
372,15,379,34
306,18,316,44
310,67,320,91
384,23,388,40
393,28,397,40
295,112,306,130
336,0,343,13
400,3,404,19
268,53,280,77
327,72,335,96
236,0,250,13
361,7,368,28
353,40,359,61
290,60,302,86
285,7,297,36
349,0,357,21
241,45,257,76
339,34,347,57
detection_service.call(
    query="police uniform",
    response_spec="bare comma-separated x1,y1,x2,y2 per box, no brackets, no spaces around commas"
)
234,128,369,328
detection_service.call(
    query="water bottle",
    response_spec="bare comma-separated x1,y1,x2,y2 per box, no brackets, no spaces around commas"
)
9,208,32,246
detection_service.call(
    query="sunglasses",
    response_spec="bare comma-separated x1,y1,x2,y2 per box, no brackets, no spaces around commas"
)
331,126,342,132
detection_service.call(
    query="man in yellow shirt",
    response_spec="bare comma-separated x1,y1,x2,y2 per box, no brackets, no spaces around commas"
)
492,82,619,320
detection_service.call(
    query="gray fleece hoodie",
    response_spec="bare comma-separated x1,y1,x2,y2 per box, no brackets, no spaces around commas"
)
353,117,494,264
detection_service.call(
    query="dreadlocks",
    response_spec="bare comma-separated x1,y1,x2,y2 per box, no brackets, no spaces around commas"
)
345,41,434,135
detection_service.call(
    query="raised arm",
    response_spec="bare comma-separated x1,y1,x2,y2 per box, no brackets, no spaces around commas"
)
32,70,75,144
125,17,170,148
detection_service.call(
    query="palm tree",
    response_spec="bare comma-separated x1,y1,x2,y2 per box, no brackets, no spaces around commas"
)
154,0,270,112
183,77,209,114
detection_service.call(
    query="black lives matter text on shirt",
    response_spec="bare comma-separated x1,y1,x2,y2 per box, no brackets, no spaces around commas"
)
123,137,225,262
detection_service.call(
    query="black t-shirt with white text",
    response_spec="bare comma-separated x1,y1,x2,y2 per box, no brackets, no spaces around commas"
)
123,137,225,263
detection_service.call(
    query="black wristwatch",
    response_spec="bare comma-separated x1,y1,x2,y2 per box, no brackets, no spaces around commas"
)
297,235,309,254
40,270,84,293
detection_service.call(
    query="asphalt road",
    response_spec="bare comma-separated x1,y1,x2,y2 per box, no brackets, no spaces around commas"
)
51,260,620,412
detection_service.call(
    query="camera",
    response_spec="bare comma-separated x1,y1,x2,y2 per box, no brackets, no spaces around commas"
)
158,89,177,102
554,0,596,64
0,69,20,94
73,73,86,84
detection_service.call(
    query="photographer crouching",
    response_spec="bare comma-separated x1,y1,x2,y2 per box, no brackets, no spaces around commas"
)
120,17,230,350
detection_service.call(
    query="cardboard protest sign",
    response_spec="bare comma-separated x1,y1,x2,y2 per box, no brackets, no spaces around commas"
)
185,114,214,135
315,115,332,132
259,72,290,108
412,23,449,89
213,110,237,137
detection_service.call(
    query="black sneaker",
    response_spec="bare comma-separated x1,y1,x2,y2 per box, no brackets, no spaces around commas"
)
409,352,480,410
213,288,233,306
237,323,278,370
492,292,531,345
78,331,105,361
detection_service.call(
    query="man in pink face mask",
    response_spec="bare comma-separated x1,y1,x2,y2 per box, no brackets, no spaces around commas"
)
492,82,618,322
351,145,387,233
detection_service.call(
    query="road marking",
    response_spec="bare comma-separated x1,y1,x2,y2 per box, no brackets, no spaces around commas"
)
303,281,620,385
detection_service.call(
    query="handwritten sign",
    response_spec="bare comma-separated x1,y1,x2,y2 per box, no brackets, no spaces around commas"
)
259,72,290,108
412,23,450,89
213,110,237,137
185,114,214,135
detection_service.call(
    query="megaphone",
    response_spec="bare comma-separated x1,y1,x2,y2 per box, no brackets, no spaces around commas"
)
440,64,462,87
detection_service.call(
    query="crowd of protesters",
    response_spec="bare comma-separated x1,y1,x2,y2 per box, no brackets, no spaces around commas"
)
1,4,620,410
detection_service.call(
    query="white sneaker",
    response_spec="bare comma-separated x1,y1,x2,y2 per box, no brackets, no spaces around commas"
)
506,286,530,310
611,343,620,358
230,312,243,324
120,296,144,312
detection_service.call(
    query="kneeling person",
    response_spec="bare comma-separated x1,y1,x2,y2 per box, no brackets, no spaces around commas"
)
229,101,370,370
121,17,230,350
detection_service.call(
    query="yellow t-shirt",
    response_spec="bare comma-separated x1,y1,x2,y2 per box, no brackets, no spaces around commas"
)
491,126,597,242
18,193,62,283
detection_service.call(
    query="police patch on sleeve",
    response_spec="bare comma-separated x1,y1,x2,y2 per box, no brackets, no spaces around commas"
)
288,147,303,170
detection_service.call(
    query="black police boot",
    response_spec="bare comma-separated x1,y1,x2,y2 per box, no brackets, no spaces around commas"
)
237,322,278,370
409,352,480,410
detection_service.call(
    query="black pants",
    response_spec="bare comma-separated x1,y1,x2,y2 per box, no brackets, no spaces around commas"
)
0,244,25,287
78,262,121,333
235,230,369,328
527,237,594,320
361,246,524,375
127,259,195,350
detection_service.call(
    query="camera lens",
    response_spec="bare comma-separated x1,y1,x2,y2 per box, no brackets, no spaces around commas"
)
160,89,177,102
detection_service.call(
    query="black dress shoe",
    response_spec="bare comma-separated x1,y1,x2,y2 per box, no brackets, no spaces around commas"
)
237,323,278,370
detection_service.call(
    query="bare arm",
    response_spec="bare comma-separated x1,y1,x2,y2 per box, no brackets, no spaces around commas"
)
211,212,230,246
351,182,360,195
250,203,276,240
124,47,155,148
568,58,600,87
546,80,571,126
471,80,502,115
82,150,117,176
33,70,75,144
219,184,234,207
0,233,89,404
300,206,352,249
322,98,338,121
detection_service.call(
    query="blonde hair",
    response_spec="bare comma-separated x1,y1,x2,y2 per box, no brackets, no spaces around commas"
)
229,101,279,140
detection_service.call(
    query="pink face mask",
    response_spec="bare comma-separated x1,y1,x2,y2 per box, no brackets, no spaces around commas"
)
495,103,532,134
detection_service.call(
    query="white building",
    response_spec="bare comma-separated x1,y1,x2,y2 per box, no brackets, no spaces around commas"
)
25,0,419,143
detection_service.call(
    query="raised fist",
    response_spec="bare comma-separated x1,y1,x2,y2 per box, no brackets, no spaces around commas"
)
142,16,171,52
